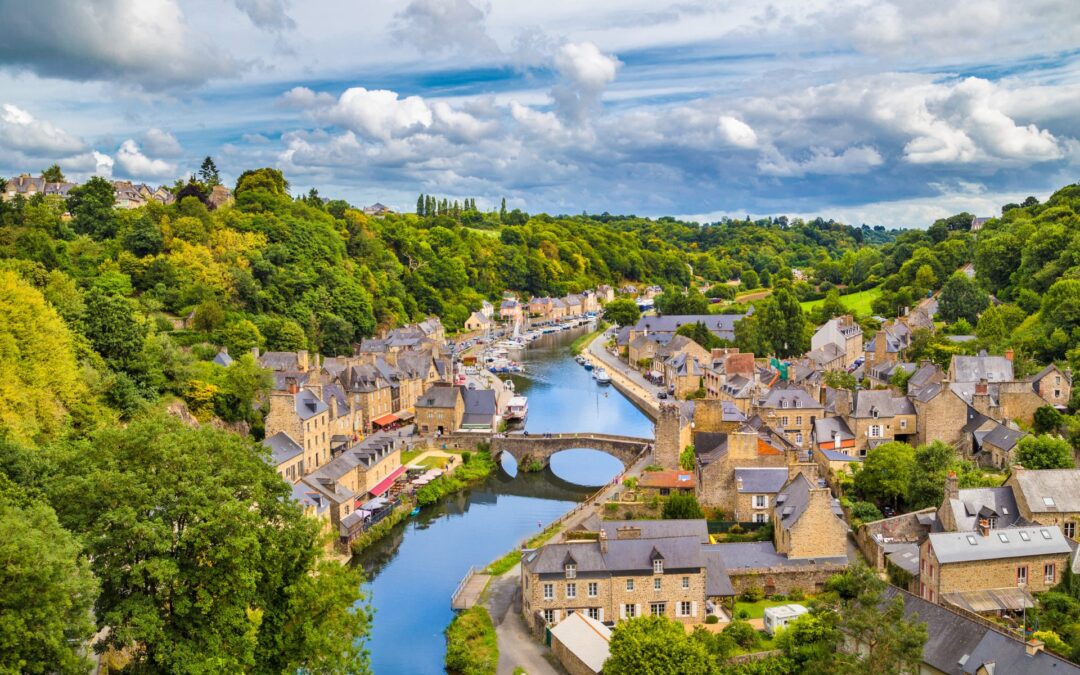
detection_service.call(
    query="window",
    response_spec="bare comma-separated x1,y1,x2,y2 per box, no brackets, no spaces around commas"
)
625,604,637,618
869,424,882,438
543,583,554,600
588,582,598,597
680,601,693,617
781,416,789,426
626,579,634,592
588,607,601,620
682,576,690,589
754,513,767,523
654,578,662,591
650,603,666,616
795,433,803,445
565,563,577,579
754,495,767,508
1046,564,1056,584
1020,531,1031,541
1066,523,1076,538
1043,497,1056,507
543,609,554,624
900,419,908,429
997,532,1009,543
1055,389,1062,398
566,583,577,599
1018,566,1029,585
795,416,803,426
1041,529,1053,539
653,559,664,574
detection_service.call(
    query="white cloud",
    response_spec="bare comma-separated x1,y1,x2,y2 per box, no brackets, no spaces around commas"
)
390,0,499,55
279,86,335,108
115,139,176,179
0,103,85,154
551,42,621,123
61,151,115,179
318,88,433,141
141,128,182,157
759,145,884,177
0,0,237,89
234,0,295,32
717,116,757,149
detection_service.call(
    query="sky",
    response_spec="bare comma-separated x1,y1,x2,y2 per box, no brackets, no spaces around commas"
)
0,0,1078,227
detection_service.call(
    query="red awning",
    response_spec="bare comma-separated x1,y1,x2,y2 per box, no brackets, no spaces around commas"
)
368,465,407,497
372,413,399,427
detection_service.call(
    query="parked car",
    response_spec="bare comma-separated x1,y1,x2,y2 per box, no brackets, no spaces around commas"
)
657,391,668,399
467,382,477,390
881,505,896,518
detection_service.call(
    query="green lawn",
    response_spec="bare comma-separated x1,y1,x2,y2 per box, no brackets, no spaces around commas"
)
734,598,799,619
401,449,423,464
420,456,449,469
800,286,883,317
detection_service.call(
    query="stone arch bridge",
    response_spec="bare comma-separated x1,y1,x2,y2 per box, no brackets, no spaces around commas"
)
489,432,653,470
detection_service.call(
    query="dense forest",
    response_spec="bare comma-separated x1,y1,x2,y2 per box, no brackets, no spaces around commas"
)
1,163,1077,672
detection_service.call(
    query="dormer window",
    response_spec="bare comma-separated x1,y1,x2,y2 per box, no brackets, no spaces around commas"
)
653,559,664,574
565,564,577,579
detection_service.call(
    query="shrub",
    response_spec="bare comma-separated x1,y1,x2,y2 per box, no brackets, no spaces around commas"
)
604,503,618,514
788,588,805,602
737,609,750,620
662,493,705,519
705,614,720,625
623,510,635,520
722,620,759,649
771,594,787,602
728,524,745,535
445,607,498,675
740,587,764,603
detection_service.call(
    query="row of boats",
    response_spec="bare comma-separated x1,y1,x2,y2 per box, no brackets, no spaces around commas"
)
575,355,611,384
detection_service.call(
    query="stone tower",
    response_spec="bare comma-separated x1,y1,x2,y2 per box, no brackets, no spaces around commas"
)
654,402,682,470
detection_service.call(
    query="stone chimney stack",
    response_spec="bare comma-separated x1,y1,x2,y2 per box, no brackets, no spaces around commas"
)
285,376,299,395
653,403,682,470
945,471,959,501
1027,639,1045,656
1005,348,1015,362
599,529,608,554
977,517,990,537
297,349,309,372
975,378,988,395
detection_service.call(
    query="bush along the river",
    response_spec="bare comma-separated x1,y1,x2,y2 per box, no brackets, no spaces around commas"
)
445,606,498,675
415,447,496,507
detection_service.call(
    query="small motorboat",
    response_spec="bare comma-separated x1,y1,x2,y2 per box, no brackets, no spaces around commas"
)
595,368,611,384
583,361,594,371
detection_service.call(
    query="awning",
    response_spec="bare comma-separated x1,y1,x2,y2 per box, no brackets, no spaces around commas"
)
397,410,415,421
942,588,1034,614
372,413,399,428
369,465,407,497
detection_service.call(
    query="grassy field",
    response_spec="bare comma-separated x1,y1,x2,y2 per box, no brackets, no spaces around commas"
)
734,598,800,619
799,286,883,317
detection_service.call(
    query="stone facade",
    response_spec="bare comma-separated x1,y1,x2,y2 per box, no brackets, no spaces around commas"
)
266,387,331,475
773,476,849,560
913,387,967,448
727,562,847,596
919,538,1068,603
654,403,682,470
696,430,787,510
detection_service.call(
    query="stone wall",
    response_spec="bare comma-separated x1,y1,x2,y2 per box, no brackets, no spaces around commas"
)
492,434,650,469
654,403,682,470
855,509,935,570
914,388,967,448
728,562,848,596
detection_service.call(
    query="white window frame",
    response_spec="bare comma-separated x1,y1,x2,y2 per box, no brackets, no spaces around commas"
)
566,582,576,599
869,424,882,438
650,602,666,617
679,601,692,617
653,559,664,574
624,604,637,619
626,579,634,592
654,577,662,591
1066,522,1076,539
1046,564,1056,585
1017,566,1028,586
682,576,690,589
588,582,598,597
754,513,767,523
543,583,554,600
565,564,576,579
543,609,554,624
754,495,767,508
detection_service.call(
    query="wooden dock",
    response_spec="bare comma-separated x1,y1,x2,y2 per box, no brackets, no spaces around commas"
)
451,566,491,610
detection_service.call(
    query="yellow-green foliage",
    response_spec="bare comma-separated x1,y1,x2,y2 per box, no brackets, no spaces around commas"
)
445,606,498,675
0,271,94,442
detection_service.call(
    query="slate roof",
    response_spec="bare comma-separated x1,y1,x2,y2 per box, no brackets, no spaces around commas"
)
462,388,497,415
693,431,729,465
759,385,821,410
631,313,749,341
819,448,862,462
945,487,1022,531
852,388,915,417
951,354,1014,383
703,552,736,597
980,423,1026,452
260,351,304,371
212,349,234,367
775,473,815,529
523,536,705,575
881,587,1080,675
720,400,747,423
703,541,847,570
597,519,709,543
294,389,328,420
615,325,632,347
928,526,1070,564
735,468,789,494
813,416,854,445
907,362,944,396
416,385,460,409
263,431,303,465
1011,470,1080,513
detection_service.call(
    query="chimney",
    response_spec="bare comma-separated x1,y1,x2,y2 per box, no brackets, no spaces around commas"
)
1013,464,1026,477
297,349,309,372
945,471,959,501
977,517,990,537
1005,348,1015,362
1026,639,1045,656
251,346,260,359
834,432,841,450
286,376,299,395
975,378,988,395
599,529,608,553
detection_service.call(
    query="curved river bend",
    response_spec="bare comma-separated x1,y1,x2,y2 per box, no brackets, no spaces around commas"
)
354,327,653,674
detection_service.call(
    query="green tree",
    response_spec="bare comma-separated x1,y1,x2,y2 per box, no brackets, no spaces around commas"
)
47,415,371,673
416,193,425,216
824,369,857,391
218,319,263,354
680,445,696,470
907,441,955,509
192,298,226,332
41,163,65,183
675,321,720,350
82,287,148,374
1016,435,1074,470
67,176,118,239
604,615,719,675
817,289,847,322
1035,405,1065,435
740,268,760,289
662,492,705,519
604,298,641,326
124,214,164,257
199,156,221,187
938,272,989,325
854,441,915,508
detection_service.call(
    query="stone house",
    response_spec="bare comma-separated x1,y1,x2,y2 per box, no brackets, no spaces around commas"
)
772,473,849,560
662,353,705,399
847,388,917,455
332,361,394,433
265,382,331,475
415,383,464,434
863,321,911,370
527,297,553,320
755,385,823,449
811,416,861,480
521,528,711,633
1032,364,1072,409
464,311,493,333
809,315,863,369
627,334,660,367
733,467,789,523
693,424,792,511
500,299,522,322
596,285,615,304
628,313,749,347
1005,467,1080,539
564,294,584,317
480,300,494,318
936,473,1023,533
919,524,1071,611
959,409,1027,468
637,470,696,497
549,298,567,320
911,380,969,448
264,431,306,482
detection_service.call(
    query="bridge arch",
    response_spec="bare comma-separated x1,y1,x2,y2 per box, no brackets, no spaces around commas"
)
489,432,653,471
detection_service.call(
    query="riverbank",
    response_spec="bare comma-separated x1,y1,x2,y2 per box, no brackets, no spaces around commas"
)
570,321,608,355
584,329,660,419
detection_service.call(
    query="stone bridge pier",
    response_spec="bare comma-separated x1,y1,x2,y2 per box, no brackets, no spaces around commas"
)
489,433,652,471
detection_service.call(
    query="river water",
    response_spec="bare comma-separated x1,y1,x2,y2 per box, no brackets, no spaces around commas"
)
354,326,654,674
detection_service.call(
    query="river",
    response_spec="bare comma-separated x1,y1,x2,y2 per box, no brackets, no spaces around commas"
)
354,326,654,674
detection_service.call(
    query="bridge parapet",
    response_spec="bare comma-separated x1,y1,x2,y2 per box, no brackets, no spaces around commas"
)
490,432,653,469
